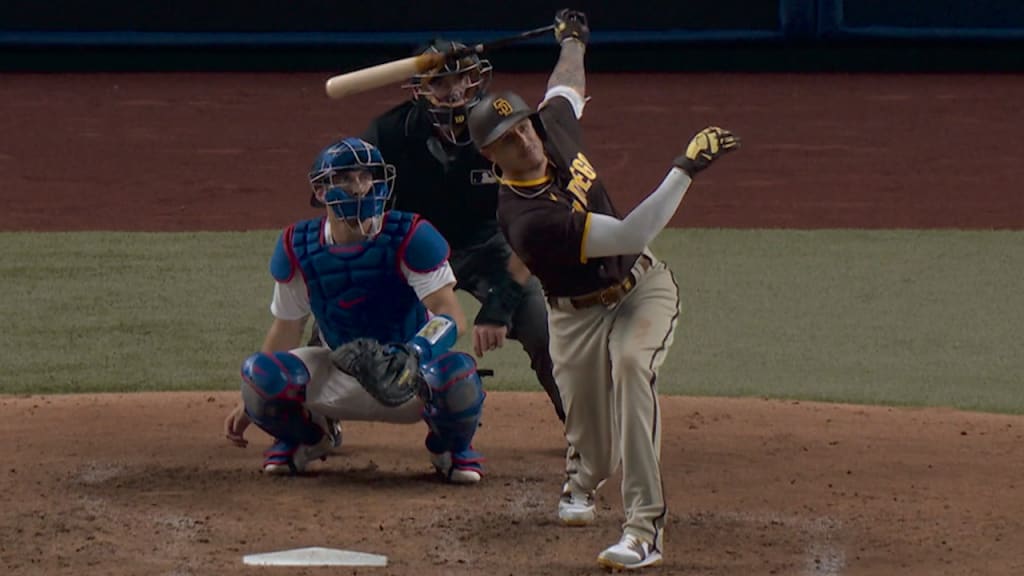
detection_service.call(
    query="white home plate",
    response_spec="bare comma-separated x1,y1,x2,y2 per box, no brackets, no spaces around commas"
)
243,546,388,567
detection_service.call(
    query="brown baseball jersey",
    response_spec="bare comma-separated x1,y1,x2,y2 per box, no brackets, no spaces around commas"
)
496,96,642,298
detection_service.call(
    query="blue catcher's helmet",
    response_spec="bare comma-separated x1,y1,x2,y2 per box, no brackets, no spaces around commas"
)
308,138,396,234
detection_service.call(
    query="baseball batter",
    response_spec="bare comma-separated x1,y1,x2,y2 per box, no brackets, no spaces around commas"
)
223,137,486,483
468,9,740,570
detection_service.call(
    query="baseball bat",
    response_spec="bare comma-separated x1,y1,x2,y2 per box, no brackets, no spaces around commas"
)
324,24,557,100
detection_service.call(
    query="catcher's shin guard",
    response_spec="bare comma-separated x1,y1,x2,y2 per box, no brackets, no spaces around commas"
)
240,352,327,447
421,352,486,478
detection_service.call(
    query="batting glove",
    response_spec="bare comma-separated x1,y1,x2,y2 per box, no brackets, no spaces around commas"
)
554,9,590,45
673,126,741,177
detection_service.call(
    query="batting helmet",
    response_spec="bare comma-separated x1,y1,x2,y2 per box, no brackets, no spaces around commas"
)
308,138,396,232
467,91,535,149
403,38,493,145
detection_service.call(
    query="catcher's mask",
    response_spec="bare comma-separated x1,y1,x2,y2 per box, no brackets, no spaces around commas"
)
308,137,396,237
403,38,493,146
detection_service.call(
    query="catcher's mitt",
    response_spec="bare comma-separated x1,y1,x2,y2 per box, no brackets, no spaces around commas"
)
329,338,425,407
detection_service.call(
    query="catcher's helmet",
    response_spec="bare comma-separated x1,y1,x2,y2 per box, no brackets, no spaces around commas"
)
308,138,396,234
404,38,493,146
467,91,535,149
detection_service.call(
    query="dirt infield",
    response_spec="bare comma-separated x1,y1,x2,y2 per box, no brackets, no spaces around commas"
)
2,72,1023,575
3,392,1023,576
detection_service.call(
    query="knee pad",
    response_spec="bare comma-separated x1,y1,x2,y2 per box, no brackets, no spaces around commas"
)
421,352,485,455
240,352,324,446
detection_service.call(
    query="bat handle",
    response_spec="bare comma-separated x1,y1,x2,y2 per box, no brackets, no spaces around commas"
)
463,24,558,56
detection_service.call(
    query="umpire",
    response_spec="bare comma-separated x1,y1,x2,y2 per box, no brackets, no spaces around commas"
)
356,38,565,423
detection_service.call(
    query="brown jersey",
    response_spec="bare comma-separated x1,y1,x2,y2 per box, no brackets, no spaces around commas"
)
497,96,641,298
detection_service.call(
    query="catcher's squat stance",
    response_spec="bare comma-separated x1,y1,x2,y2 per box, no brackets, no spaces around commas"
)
223,137,485,484
469,9,740,569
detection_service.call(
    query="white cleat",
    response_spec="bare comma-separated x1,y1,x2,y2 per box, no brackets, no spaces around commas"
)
429,451,481,484
558,482,596,526
597,534,663,571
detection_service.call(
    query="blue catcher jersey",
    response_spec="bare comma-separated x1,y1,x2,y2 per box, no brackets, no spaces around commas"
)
270,211,450,349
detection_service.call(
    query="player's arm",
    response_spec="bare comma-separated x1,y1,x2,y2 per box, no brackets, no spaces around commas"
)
261,315,307,354
226,229,311,447
547,10,588,101
539,10,589,132
506,251,531,285
582,127,741,259
264,226,312,351
263,277,311,352
421,283,468,336
398,216,468,336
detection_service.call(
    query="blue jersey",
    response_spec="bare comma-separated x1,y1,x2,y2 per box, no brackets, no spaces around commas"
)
269,211,450,349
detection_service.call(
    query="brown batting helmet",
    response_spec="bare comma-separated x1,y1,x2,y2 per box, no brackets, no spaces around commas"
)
468,91,534,149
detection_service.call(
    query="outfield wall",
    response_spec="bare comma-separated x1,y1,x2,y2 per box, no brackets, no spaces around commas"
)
1,0,1022,71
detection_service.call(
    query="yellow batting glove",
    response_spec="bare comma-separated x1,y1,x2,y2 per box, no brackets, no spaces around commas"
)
673,126,741,176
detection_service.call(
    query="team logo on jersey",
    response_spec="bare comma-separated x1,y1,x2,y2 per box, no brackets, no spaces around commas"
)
566,152,597,211
493,98,514,117
470,169,497,185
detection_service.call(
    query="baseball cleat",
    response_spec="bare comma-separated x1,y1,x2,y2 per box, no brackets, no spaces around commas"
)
558,482,596,526
262,421,342,476
429,451,482,484
262,440,299,475
596,534,662,571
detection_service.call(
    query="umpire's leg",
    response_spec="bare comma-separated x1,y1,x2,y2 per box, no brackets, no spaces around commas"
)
452,236,565,424
507,276,566,423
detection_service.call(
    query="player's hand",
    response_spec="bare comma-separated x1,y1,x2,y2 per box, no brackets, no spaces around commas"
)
473,324,508,358
224,402,251,448
673,126,741,177
554,9,590,45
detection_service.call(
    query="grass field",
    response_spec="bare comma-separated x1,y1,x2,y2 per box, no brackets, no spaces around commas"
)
2,229,1021,413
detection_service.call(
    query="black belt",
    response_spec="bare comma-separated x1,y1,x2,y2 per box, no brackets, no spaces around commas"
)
548,255,653,310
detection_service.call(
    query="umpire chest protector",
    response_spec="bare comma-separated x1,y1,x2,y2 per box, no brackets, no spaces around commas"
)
272,211,442,349
365,102,499,250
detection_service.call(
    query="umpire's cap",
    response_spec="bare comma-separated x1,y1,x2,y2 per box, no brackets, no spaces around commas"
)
468,91,534,149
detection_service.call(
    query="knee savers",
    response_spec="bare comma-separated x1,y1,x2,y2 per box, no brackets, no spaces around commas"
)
240,351,325,446
421,352,486,454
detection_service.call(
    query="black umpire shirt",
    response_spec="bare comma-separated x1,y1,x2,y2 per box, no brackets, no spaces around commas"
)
497,96,642,298
362,101,500,250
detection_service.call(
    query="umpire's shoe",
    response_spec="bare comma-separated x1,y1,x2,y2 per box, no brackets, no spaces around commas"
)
558,482,596,526
263,421,342,475
597,534,663,571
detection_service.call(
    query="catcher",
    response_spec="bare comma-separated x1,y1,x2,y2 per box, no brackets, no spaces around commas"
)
222,136,486,484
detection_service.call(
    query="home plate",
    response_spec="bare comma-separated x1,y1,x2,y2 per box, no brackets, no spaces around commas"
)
243,546,388,567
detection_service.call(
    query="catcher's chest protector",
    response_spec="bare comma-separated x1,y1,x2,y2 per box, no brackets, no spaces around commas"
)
291,212,426,348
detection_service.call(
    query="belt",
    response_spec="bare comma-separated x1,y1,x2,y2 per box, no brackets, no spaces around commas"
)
549,254,653,310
